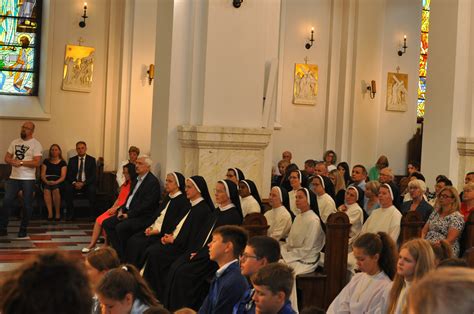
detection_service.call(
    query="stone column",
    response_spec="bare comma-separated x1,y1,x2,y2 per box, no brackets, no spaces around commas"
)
178,125,272,197
457,137,474,189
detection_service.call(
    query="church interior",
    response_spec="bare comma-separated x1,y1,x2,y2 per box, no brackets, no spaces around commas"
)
0,0,474,313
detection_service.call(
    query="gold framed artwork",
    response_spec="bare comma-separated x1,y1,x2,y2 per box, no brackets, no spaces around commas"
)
62,45,95,93
386,72,408,112
293,63,318,105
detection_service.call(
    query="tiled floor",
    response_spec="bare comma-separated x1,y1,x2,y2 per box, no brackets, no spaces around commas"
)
0,218,95,273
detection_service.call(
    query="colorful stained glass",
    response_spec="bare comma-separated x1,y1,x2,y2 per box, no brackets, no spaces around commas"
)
422,0,431,10
420,33,428,55
0,0,41,95
418,0,430,118
419,54,428,77
417,99,425,117
421,10,430,33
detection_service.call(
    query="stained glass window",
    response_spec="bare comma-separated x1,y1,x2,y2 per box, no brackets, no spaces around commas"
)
418,0,430,118
0,0,41,96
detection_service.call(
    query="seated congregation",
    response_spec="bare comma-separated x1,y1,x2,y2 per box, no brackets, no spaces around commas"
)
1,147,474,314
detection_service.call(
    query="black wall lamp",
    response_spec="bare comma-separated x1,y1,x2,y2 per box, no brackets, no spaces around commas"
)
79,2,88,28
305,27,315,49
233,0,243,8
398,35,407,56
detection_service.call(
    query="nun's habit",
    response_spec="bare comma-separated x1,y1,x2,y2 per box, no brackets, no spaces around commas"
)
163,179,243,311
265,186,292,241
280,188,325,276
125,172,189,267
240,179,262,217
142,176,214,301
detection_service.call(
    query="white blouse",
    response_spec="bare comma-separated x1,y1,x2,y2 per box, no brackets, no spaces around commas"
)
327,271,391,314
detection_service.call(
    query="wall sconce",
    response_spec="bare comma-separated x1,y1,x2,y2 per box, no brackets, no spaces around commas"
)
233,0,243,8
305,27,315,49
79,2,88,28
366,80,376,99
147,64,155,85
397,35,407,56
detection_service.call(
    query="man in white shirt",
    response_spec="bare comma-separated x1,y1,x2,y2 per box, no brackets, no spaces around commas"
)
1,121,43,238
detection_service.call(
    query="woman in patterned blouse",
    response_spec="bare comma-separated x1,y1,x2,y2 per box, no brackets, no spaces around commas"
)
421,186,465,256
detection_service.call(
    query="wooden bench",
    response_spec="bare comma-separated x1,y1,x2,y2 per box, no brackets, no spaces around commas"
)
399,211,424,244
296,212,351,310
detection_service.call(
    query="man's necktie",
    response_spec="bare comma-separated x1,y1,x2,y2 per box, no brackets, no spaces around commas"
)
77,157,84,182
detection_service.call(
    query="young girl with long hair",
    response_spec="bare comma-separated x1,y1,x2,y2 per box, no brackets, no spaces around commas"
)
97,264,159,314
327,232,397,313
384,238,436,314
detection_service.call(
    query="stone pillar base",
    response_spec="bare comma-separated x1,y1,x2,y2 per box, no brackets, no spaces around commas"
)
457,137,474,188
178,125,272,198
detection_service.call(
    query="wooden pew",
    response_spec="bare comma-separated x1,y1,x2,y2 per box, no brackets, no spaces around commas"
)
461,211,474,267
296,212,351,310
399,211,424,244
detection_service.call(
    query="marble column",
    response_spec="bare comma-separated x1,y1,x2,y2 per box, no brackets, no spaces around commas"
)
178,125,272,198
457,137,474,188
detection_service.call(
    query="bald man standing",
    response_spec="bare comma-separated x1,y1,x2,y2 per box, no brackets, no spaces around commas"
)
1,121,43,238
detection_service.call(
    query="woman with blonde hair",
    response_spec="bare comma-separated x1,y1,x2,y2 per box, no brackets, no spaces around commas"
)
407,267,474,314
364,181,380,217
329,168,346,207
422,186,465,256
383,238,436,314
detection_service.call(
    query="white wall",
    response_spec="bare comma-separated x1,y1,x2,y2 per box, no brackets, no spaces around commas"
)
0,0,114,162
272,0,422,175
272,0,332,169
376,0,420,174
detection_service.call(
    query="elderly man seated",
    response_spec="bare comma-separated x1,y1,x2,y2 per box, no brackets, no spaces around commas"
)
102,156,161,260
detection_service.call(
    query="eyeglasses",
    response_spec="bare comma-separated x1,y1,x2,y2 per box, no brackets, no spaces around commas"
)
214,189,226,194
239,253,260,262
289,176,299,180
21,126,33,131
439,194,454,199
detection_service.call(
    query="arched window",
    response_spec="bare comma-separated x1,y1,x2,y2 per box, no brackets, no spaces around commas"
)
417,0,430,119
0,0,42,95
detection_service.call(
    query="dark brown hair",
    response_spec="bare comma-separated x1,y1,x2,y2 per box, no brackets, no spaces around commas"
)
86,247,120,272
251,263,294,299
0,251,92,314
353,232,397,279
213,225,248,258
97,264,159,306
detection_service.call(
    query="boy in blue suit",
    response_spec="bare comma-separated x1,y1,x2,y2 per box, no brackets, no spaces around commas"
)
198,225,248,314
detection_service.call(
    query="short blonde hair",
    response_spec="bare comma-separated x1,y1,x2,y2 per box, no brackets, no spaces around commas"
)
439,186,461,213
365,180,381,196
464,182,474,191
408,179,427,193
407,267,474,314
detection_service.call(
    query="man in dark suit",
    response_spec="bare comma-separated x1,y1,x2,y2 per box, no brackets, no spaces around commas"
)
64,141,97,220
102,156,161,260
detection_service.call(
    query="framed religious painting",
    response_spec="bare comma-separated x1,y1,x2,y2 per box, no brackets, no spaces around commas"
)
293,63,318,105
62,44,95,93
386,72,408,112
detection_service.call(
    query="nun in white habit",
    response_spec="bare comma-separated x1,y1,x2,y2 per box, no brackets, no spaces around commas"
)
337,185,364,251
288,170,304,218
360,182,402,243
311,175,337,223
280,187,325,275
265,186,292,241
